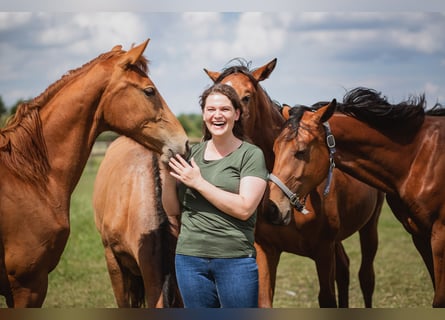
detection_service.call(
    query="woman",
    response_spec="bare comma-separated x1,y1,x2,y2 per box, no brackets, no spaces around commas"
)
168,83,268,308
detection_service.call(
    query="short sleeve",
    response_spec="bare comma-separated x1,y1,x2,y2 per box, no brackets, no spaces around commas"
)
240,145,268,181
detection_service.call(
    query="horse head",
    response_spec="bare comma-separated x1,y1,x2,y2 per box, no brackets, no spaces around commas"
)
268,100,337,225
203,58,282,170
98,39,189,162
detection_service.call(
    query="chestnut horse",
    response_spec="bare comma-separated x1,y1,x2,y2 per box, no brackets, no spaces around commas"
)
204,60,384,307
0,39,188,307
269,88,445,307
93,136,183,307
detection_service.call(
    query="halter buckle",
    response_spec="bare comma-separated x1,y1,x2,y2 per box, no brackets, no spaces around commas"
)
326,134,336,149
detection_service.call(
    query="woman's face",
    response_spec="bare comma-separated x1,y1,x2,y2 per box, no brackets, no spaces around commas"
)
203,93,240,139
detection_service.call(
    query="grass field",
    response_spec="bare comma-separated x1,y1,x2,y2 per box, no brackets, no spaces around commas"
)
1,156,434,308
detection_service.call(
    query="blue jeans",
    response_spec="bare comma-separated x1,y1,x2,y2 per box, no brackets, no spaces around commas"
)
175,254,259,308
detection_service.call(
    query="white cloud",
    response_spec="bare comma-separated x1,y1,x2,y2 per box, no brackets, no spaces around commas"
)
0,11,444,114
0,12,32,30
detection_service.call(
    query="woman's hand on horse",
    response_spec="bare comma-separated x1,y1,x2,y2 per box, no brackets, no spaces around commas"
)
169,155,203,189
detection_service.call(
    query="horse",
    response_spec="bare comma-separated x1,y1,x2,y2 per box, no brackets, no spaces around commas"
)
93,136,183,307
268,88,445,307
0,39,189,307
204,59,384,307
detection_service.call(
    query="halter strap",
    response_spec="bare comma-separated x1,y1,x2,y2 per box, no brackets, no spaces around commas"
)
268,121,336,214
268,173,310,214
322,121,336,196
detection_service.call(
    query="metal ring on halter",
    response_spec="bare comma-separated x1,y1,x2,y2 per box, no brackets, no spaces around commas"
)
289,194,303,211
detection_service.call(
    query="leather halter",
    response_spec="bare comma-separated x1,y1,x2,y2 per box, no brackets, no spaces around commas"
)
268,122,336,215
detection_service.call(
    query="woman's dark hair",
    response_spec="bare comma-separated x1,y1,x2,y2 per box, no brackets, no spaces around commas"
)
199,83,245,141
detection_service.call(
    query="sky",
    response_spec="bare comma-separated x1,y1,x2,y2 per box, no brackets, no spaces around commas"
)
1,4,445,115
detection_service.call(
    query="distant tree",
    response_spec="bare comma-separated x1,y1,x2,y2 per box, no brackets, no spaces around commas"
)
177,113,202,139
0,96,6,116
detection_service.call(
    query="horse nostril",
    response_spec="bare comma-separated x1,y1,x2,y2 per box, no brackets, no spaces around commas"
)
283,210,292,225
265,200,287,225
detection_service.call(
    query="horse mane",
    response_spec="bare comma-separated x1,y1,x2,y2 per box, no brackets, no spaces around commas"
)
336,87,427,129
0,45,148,186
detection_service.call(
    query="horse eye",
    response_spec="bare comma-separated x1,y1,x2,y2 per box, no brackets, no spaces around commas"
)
294,150,306,160
143,86,155,96
241,96,250,104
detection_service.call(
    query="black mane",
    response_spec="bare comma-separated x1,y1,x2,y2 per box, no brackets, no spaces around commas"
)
287,87,445,137
307,87,443,130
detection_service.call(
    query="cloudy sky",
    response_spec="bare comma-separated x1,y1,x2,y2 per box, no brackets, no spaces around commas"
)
1,5,444,115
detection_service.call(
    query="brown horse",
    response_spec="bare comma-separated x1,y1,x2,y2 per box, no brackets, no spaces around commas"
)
268,89,445,307
205,59,384,307
0,39,189,307
93,136,183,307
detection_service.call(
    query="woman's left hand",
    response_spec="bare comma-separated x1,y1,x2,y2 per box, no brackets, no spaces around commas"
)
168,155,203,189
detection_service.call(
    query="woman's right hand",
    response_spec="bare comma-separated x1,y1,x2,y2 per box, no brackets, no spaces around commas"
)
169,155,203,190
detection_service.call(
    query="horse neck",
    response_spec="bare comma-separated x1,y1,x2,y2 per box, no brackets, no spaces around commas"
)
247,92,284,171
39,69,107,193
330,114,404,194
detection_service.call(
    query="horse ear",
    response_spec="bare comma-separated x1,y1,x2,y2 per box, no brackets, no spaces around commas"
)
319,99,337,123
111,45,122,52
119,38,150,68
203,69,220,82
252,58,277,82
281,104,292,120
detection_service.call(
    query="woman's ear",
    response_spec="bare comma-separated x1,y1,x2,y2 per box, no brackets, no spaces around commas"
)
235,108,241,121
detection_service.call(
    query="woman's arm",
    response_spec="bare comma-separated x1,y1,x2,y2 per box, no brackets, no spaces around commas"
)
169,155,267,221
160,161,181,237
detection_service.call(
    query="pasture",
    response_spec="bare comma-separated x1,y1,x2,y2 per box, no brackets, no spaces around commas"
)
0,150,433,308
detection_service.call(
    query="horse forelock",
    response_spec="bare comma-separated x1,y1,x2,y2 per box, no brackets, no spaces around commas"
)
284,105,313,141
216,62,283,134
216,58,258,87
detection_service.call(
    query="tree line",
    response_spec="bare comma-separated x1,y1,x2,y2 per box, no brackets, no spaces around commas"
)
0,95,203,140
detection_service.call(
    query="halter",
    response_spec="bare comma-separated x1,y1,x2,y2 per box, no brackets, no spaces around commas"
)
268,121,336,215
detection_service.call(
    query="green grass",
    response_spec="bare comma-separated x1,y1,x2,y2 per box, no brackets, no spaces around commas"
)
0,158,435,308
274,207,433,308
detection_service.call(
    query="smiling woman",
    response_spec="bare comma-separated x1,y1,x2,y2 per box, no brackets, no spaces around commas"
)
168,83,268,308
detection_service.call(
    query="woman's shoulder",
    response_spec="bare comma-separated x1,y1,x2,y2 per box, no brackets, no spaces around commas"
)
190,140,206,152
240,141,263,153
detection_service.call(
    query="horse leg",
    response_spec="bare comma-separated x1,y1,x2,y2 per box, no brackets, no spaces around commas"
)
386,195,435,286
431,220,445,307
103,246,131,307
314,244,337,307
357,208,380,308
0,242,13,307
255,242,281,308
334,242,350,308
140,239,164,308
9,272,48,307
411,234,435,286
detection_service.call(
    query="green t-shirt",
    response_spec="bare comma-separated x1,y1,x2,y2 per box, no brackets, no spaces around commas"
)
176,140,268,258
